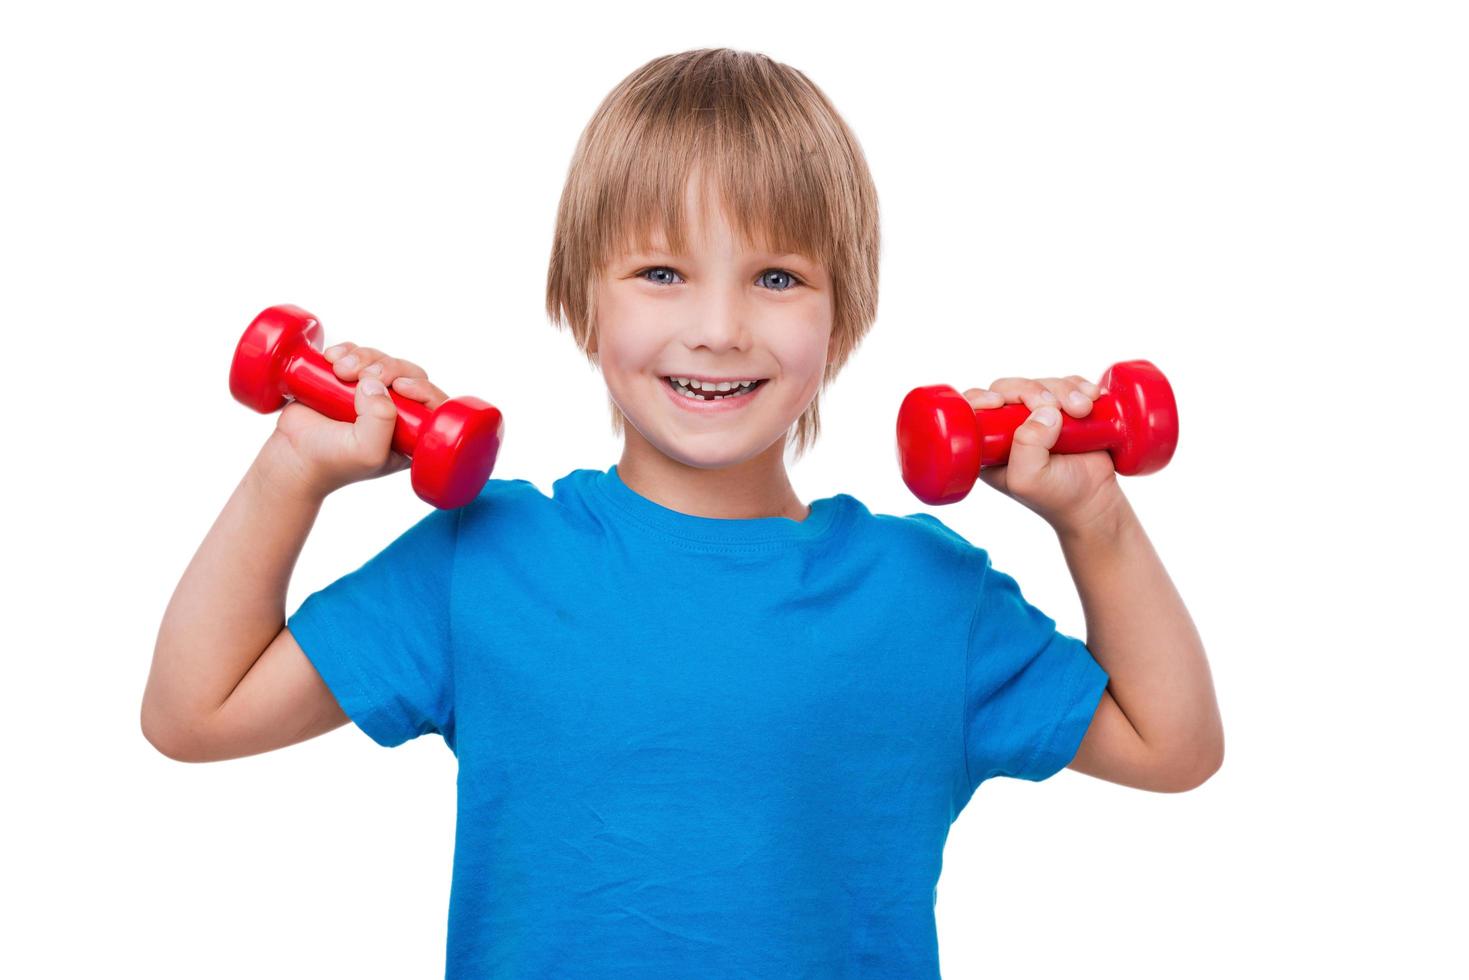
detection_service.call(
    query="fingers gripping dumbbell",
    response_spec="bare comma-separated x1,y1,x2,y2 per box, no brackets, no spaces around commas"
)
895,359,1179,506
229,304,505,510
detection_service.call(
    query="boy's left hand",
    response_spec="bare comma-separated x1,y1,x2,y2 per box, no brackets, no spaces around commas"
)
963,375,1126,537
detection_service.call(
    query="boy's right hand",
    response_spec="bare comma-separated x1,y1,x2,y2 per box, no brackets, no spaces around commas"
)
259,342,452,500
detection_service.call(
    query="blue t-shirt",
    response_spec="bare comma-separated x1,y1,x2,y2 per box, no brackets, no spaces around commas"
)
286,464,1108,978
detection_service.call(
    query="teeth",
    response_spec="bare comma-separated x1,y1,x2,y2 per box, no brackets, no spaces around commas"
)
674,377,755,391
668,377,761,401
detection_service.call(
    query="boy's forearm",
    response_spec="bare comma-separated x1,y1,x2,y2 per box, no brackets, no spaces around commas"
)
143,436,325,740
1055,490,1223,771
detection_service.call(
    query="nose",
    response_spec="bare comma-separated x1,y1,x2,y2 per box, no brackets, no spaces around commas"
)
686,281,751,354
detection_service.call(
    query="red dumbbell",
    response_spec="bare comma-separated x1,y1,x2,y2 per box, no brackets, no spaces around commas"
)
229,304,505,510
896,359,1178,506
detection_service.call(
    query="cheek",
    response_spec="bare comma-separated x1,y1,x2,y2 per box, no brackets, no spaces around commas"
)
774,307,834,379
594,291,667,373
781,340,828,378
602,332,666,377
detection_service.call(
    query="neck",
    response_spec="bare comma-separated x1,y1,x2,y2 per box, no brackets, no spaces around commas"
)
617,434,810,522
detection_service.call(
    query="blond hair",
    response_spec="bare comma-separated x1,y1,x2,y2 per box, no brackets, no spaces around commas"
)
544,47,880,461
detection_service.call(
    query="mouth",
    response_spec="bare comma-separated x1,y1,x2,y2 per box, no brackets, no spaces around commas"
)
661,376,769,402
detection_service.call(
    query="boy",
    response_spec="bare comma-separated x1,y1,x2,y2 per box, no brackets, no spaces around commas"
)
144,48,1223,978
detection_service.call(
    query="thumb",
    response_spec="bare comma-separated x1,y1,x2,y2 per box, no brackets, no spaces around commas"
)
1007,400,1062,475
350,375,399,463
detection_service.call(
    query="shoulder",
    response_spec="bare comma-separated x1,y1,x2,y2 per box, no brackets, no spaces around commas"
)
469,474,547,505
839,496,991,573
462,474,544,510
455,475,552,536
457,468,606,541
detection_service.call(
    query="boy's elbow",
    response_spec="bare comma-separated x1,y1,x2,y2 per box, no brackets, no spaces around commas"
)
141,713,190,762
140,702,213,764
1155,738,1224,793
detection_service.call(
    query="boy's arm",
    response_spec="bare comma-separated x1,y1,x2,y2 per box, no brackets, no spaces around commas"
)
1057,489,1225,792
141,434,347,762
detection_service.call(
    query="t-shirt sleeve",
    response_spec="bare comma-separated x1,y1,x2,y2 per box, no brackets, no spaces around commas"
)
964,550,1109,789
286,505,459,749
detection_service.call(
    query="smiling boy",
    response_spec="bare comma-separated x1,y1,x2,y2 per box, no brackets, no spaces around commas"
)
144,47,1222,979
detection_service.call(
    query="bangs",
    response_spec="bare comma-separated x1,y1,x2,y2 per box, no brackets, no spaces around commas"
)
567,50,862,274
599,126,835,270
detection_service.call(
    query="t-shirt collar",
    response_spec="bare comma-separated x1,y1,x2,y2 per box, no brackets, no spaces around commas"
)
589,463,843,548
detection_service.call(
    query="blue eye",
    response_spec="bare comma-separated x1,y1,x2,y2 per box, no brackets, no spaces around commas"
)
638,266,684,285
757,269,802,291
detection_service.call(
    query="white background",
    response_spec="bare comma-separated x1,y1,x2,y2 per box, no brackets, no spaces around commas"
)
3,1,1465,976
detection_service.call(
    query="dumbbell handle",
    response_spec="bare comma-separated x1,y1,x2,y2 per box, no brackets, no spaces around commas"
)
277,343,429,459
972,394,1126,468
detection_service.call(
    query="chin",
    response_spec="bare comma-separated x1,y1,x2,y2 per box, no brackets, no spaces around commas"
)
638,421,779,472
656,440,761,471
